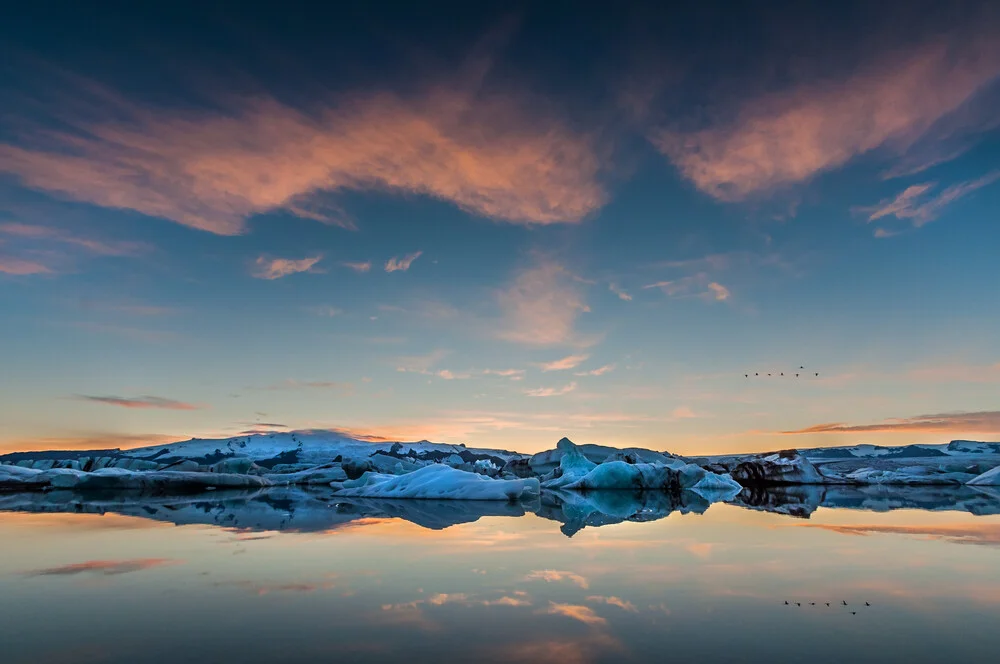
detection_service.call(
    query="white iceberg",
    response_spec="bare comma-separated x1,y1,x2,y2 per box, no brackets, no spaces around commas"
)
965,465,1000,486
332,464,539,501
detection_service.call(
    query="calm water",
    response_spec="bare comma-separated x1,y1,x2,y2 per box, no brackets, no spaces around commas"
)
2,488,1000,664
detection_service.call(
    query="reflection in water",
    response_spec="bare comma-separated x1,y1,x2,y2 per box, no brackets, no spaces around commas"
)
3,485,1000,535
3,488,1000,663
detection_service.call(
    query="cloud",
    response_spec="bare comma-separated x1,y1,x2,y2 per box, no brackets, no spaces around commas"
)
0,222,148,257
539,602,607,626
653,40,1000,200
574,364,616,377
643,274,731,302
524,382,577,397
497,259,592,347
483,368,526,380
25,558,178,576
307,306,342,317
670,406,698,419
251,255,323,279
341,260,371,273
537,354,589,372
858,171,1000,233
707,282,730,301
907,362,1000,384
586,595,638,612
385,251,423,272
0,432,178,453
252,380,354,393
609,283,632,301
524,569,589,588
395,349,449,373
0,79,604,234
0,256,52,275
75,395,201,410
782,410,1000,434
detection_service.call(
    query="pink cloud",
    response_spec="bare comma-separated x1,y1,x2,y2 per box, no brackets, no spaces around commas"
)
385,251,423,273
537,354,589,372
251,255,322,279
524,382,578,397
497,259,592,347
707,282,730,301
0,256,52,275
608,283,632,301
653,40,1000,200
782,410,1000,434
575,364,616,377
341,260,371,273
0,81,604,234
27,558,179,576
859,170,1000,232
75,395,201,410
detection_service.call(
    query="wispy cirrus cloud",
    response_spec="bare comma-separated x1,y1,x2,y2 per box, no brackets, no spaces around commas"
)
385,251,423,273
341,260,371,273
251,255,323,279
782,410,1000,434
483,368,526,380
653,39,1000,200
497,258,593,347
643,273,731,302
857,171,1000,235
537,354,589,372
0,256,52,275
0,222,147,257
74,395,202,410
250,379,354,394
575,364,616,377
608,283,632,301
524,382,577,397
0,76,604,234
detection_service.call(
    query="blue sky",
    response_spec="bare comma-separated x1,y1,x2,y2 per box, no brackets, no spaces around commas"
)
1,1,999,454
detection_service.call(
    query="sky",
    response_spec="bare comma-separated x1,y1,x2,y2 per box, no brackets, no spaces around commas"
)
1,0,999,455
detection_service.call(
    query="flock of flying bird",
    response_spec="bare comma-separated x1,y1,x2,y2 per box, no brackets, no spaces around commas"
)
745,366,819,378
784,600,871,615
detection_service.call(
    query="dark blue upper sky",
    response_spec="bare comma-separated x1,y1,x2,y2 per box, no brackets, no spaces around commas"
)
1,0,998,453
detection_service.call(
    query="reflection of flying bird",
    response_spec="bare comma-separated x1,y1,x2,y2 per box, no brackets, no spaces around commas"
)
842,601,847,606
825,602,830,607
851,611,857,615
865,602,871,606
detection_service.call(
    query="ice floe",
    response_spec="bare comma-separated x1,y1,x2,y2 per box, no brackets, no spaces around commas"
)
333,465,540,501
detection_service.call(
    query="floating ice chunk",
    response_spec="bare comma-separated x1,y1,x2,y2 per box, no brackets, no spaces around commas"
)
35,468,272,491
332,464,539,501
561,461,678,491
968,465,1000,486
688,471,742,500
264,464,348,485
540,439,598,489
731,452,827,484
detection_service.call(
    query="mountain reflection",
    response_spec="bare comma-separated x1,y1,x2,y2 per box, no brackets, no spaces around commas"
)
3,484,1000,535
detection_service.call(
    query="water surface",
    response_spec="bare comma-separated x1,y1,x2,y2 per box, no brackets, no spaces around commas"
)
2,488,999,663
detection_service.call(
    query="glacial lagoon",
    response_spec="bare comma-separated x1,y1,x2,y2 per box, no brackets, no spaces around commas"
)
2,486,1000,664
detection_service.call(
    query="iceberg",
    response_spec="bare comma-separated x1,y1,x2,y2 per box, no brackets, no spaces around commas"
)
332,464,539,501
966,465,1000,486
